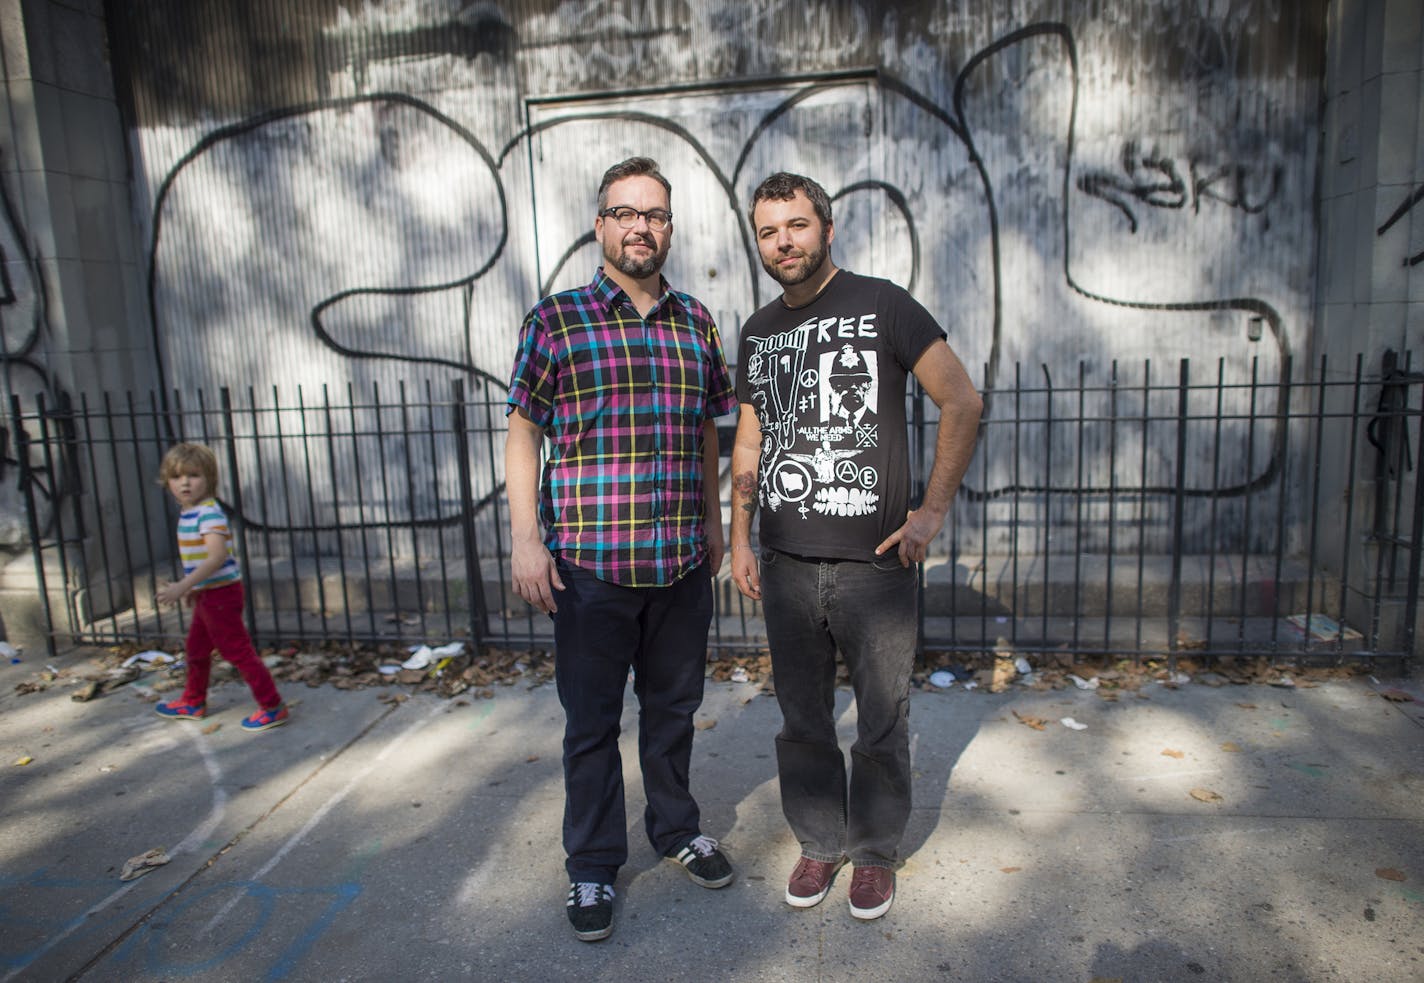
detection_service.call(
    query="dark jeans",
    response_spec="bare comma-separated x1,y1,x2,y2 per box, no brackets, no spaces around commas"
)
552,561,713,884
759,548,917,869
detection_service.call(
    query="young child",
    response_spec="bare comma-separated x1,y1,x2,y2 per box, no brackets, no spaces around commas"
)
152,443,288,732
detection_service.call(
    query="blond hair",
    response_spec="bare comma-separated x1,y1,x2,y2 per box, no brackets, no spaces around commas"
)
158,442,219,492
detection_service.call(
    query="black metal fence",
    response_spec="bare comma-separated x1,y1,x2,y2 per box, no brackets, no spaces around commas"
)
8,351,1421,662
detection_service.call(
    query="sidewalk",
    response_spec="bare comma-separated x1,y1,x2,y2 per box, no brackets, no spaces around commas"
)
2,648,1422,982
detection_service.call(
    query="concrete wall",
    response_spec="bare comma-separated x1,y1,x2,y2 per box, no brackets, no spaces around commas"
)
1314,0,1423,650
91,1,1330,556
0,0,1420,648
0,0,162,647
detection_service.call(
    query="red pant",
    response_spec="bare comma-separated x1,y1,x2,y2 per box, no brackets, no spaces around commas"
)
181,582,281,709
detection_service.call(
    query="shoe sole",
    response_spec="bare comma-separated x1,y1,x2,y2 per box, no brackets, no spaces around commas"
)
785,859,845,908
849,892,894,920
573,924,612,942
785,885,832,908
242,717,288,732
668,857,734,889
669,854,734,888
155,709,205,721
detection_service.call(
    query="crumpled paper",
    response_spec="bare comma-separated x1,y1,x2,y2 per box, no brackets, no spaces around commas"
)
400,641,466,671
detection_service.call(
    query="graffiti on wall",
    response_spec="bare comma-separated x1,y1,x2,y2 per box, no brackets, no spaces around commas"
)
1377,185,1424,268
1077,140,1283,233
0,1,1320,560
0,158,68,553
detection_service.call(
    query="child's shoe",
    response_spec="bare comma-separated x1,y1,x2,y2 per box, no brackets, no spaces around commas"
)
154,698,206,720
241,703,289,732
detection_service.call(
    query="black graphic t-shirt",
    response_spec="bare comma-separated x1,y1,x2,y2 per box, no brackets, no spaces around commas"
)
736,270,945,561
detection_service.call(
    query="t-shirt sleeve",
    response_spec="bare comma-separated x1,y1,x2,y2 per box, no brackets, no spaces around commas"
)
734,314,757,405
507,308,557,428
887,284,947,371
197,507,230,539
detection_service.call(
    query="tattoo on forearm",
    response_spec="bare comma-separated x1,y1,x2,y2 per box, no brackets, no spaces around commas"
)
733,471,757,515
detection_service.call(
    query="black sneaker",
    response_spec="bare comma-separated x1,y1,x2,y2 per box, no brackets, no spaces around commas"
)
566,882,614,941
669,835,735,889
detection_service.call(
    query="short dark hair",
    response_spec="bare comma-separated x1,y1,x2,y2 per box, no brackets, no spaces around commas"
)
597,157,672,211
749,172,833,228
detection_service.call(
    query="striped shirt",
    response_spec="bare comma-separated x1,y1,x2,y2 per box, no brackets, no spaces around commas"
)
508,267,736,587
177,498,241,590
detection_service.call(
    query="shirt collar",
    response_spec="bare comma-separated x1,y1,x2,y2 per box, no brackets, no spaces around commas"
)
589,266,681,318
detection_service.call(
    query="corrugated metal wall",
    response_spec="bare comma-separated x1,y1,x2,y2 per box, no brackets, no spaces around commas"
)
104,0,1326,555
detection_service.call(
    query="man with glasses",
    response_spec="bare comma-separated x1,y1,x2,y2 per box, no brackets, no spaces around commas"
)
729,172,982,920
506,156,737,942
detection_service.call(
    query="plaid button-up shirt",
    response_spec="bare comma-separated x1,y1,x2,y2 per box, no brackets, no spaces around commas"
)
507,267,736,587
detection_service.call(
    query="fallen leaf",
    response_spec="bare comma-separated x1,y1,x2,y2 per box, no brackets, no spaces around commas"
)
202,722,221,734
1376,867,1407,882
119,847,170,881
13,756,32,766
1012,710,1048,731
1236,702,1257,710
524,755,539,763
1381,689,1416,703
1220,742,1242,753
695,719,717,731
1189,788,1223,804
1161,749,1185,759
1000,866,1022,874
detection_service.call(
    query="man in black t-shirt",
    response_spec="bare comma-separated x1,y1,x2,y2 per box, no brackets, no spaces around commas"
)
730,173,982,921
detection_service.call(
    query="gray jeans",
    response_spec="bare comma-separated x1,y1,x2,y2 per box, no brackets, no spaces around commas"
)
759,547,918,868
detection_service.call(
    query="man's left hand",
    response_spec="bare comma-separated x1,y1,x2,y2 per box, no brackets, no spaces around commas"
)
874,507,946,567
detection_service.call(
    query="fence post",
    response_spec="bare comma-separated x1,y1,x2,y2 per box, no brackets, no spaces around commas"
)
1168,359,1190,664
1404,372,1424,658
10,395,58,658
219,388,257,637
451,378,488,647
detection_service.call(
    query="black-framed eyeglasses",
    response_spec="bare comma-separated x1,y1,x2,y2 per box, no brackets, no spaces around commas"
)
600,206,673,232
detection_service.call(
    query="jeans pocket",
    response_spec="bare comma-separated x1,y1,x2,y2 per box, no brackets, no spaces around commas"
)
759,547,779,567
870,553,907,573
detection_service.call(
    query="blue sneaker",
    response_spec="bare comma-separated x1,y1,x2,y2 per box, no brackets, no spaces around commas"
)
241,704,289,732
154,698,206,720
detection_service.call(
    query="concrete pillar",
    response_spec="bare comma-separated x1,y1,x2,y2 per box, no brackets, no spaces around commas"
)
0,0,160,650
1315,0,1424,654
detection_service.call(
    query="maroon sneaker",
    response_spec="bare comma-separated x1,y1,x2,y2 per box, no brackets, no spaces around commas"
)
848,865,895,920
785,855,845,908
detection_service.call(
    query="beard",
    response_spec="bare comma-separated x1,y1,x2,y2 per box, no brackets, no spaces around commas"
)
761,228,830,286
604,232,669,279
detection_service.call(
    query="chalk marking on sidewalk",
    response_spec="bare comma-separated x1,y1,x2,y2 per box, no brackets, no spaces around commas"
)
173,727,229,855
2,727,227,983
62,701,405,981
202,700,449,932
